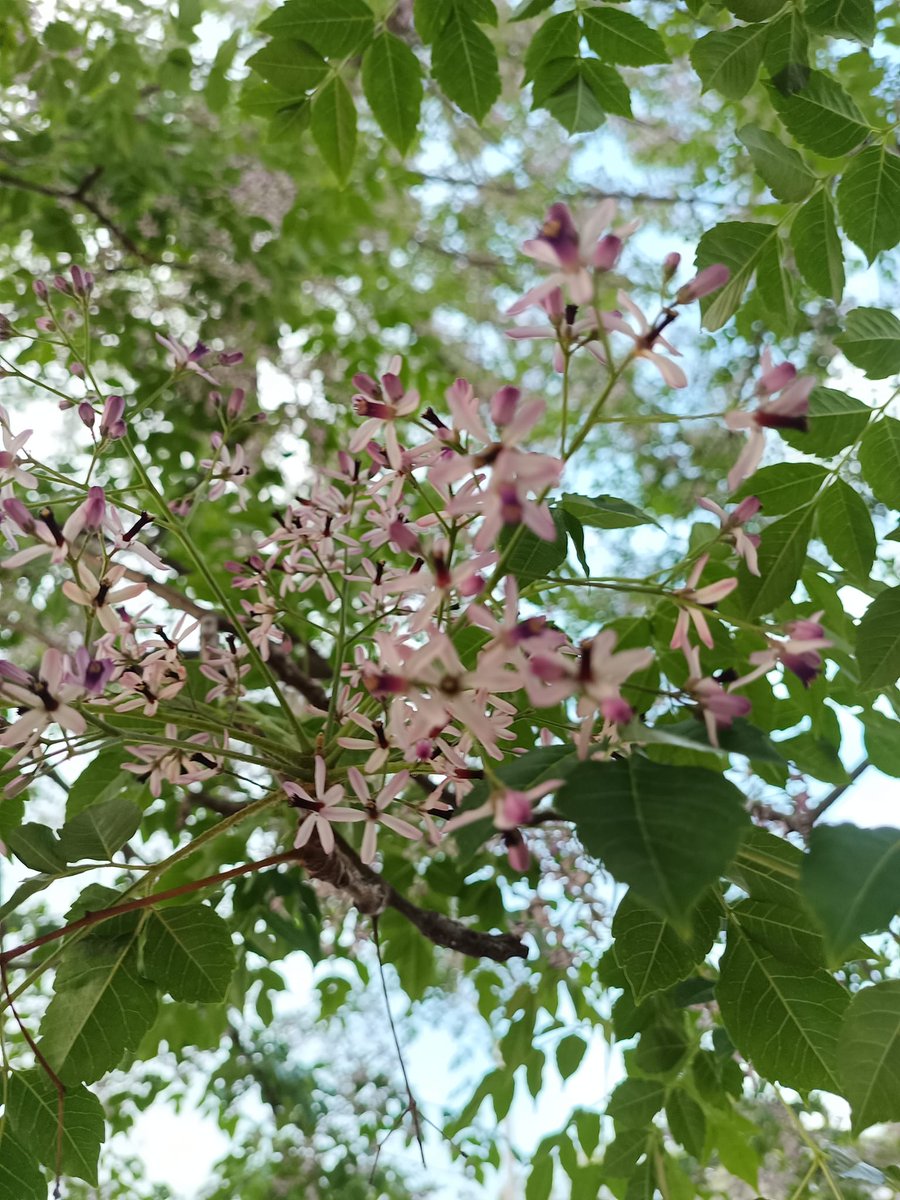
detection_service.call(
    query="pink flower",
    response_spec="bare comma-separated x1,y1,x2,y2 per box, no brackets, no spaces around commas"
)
725,352,814,491
345,768,421,864
732,611,831,689
62,564,147,634
348,356,419,469
442,778,561,836
575,630,654,725
682,646,751,748
0,648,86,750
675,264,730,304
670,555,738,650
284,756,361,855
697,495,761,576
0,408,38,490
603,291,687,388
123,724,220,797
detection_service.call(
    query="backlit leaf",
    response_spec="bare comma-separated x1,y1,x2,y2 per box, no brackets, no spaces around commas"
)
838,980,900,1132
856,586,900,691
5,1071,104,1186
837,145,900,262
768,71,869,157
790,188,845,301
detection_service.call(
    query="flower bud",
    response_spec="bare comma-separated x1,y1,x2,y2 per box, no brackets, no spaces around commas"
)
32,279,48,301
593,234,623,272
99,394,126,439
663,251,681,281
227,388,246,418
675,263,730,303
78,401,96,429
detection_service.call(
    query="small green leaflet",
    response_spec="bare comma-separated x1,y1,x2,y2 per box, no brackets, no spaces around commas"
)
856,586,900,691
542,68,605,132
5,822,66,873
790,189,845,301
717,917,849,1092
836,145,900,263
246,39,327,94
804,0,875,44
140,903,236,1003
58,796,142,861
607,1077,666,1128
581,8,670,67
0,1127,44,1200
558,758,747,931
523,11,580,80
859,417,900,508
311,75,357,185
39,931,159,1084
694,221,778,330
802,825,900,963
665,1088,706,1158
768,71,870,158
816,479,876,580
5,1070,105,1186
362,33,423,155
635,1021,689,1077
779,387,869,457
561,492,659,529
525,1156,554,1200
837,308,900,378
431,6,500,122
556,1033,587,1080
838,980,900,1132
258,0,375,57
738,125,815,202
690,24,767,101
612,888,720,1002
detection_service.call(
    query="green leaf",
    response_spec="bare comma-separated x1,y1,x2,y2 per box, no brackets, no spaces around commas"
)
58,796,142,861
562,507,589,574
66,747,135,818
666,1088,706,1158
526,1156,554,1200
804,0,875,44
717,918,850,1092
838,980,900,1132
862,710,900,777
836,146,900,262
542,65,607,132
859,417,900,507
856,586,900,691
5,1071,104,1186
756,234,794,332
612,888,719,1002
837,308,900,379
523,11,580,79
737,125,816,202
726,0,783,15
724,506,814,620
561,493,659,530
39,932,159,1084
580,59,631,118
311,75,357,185
512,0,555,19
733,462,827,515
258,0,375,57
709,1112,760,1187
790,188,845,301
581,8,670,67
768,71,869,157
729,898,826,967
0,1127,44,1200
802,825,900,963
499,508,568,583
141,903,236,1002
361,33,423,155
607,1077,666,1128
558,759,747,930
531,57,580,107
816,479,876,580
764,8,809,92
690,24,767,101
432,7,500,121
268,100,310,141
556,1033,587,1080
694,221,778,331
635,1021,689,1076
245,39,328,94
730,827,804,908
778,387,870,457
783,730,849,786
413,0,448,42
5,822,66,873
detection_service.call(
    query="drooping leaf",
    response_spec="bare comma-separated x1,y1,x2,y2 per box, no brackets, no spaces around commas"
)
58,796,142,861
38,932,159,1084
836,145,900,262
717,918,850,1092
665,1088,706,1158
558,758,747,930
816,479,876,581
804,0,875,44
724,505,814,620
245,39,328,94
858,417,900,507
856,586,900,691
140,903,236,1003
5,1070,105,1186
694,221,778,330
5,822,67,873
838,980,900,1132
561,492,659,529
768,71,869,157
738,125,816,202
311,75,357,185
432,6,500,121
581,7,670,67
258,0,375,57
802,825,900,963
690,24,767,101
361,33,423,155
790,188,845,301
612,888,720,1002
542,65,607,132
778,387,870,457
580,59,631,117
756,234,794,333
0,1127,44,1200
